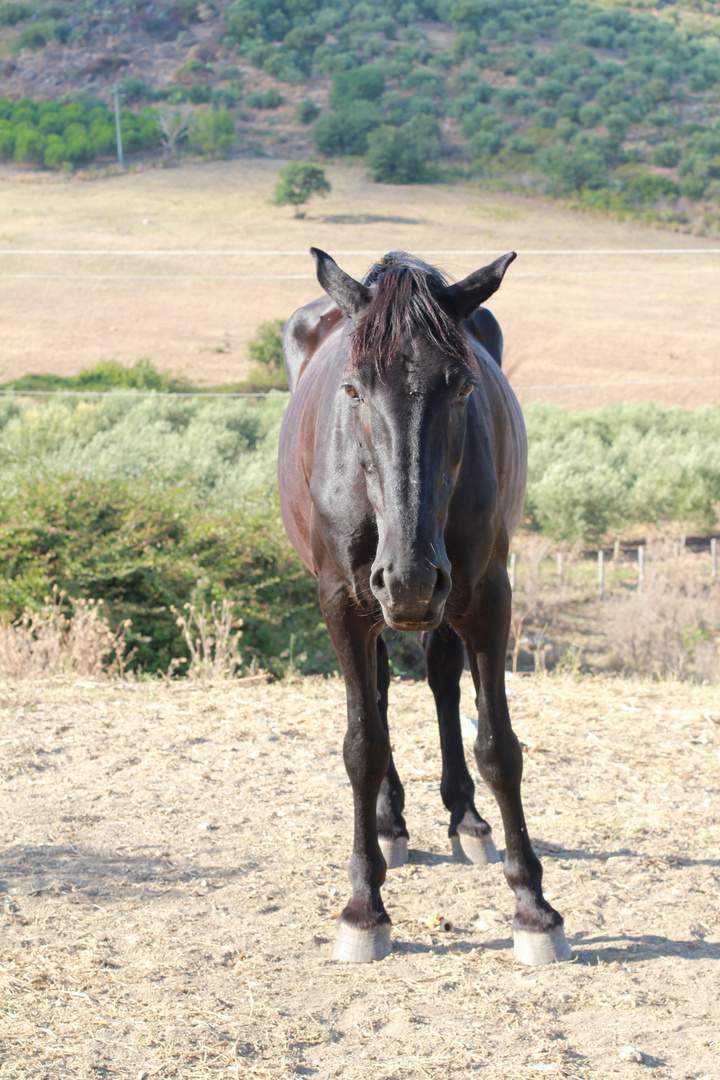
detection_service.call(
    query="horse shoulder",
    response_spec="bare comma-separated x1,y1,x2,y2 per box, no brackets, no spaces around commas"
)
283,295,345,392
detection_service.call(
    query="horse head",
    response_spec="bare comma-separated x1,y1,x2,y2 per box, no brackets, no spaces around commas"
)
310,247,516,632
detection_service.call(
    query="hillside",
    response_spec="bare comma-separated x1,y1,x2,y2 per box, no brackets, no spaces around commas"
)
1,1,720,229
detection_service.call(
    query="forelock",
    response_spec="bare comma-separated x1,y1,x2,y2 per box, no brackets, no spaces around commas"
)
350,252,472,374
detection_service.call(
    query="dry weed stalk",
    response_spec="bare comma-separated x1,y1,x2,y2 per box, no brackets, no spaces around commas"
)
509,537,558,672
172,600,243,681
0,587,131,679
605,569,720,681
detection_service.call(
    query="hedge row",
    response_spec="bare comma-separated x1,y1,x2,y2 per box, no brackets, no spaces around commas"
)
0,390,718,675
0,98,160,168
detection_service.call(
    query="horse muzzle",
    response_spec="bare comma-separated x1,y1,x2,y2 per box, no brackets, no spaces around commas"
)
370,560,452,632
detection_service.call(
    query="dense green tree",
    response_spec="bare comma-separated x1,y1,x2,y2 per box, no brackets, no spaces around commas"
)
273,162,331,217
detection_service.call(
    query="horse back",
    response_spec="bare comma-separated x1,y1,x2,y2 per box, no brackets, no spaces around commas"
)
463,308,504,368
282,295,345,393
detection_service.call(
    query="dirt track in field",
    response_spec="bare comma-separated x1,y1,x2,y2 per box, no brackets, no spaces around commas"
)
1,672,719,1079
1,160,720,409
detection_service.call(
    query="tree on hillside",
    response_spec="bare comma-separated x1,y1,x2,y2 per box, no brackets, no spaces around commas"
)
273,162,330,218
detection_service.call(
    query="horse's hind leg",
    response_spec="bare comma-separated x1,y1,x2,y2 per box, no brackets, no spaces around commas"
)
375,635,409,869
425,623,499,865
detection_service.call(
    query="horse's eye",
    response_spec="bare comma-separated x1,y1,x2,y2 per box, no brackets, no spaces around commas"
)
344,385,359,399
459,382,474,397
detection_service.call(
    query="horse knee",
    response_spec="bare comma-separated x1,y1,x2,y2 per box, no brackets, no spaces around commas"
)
426,629,464,695
343,721,390,786
474,732,522,794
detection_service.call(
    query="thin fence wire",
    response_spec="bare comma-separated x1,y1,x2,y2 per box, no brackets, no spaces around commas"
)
2,248,718,397
1,248,720,256
0,388,289,398
5,371,720,398
4,270,720,282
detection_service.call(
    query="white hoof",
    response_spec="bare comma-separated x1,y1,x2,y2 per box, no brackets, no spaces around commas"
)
379,835,408,869
333,921,392,963
451,831,500,865
513,925,572,965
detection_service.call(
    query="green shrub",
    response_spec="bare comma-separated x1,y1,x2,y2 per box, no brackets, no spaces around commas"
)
188,83,212,105
245,88,283,109
296,97,320,124
312,103,381,156
12,123,45,165
43,134,67,169
329,65,385,109
621,172,679,206
247,319,286,373
653,141,681,168
191,108,235,157
365,124,431,183
14,21,52,50
578,103,602,128
0,123,15,160
0,2,34,26
119,76,153,104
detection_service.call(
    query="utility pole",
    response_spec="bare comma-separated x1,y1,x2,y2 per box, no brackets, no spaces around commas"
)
113,85,124,168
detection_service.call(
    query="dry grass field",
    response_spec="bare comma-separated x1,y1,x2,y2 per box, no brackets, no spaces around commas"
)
1,672,719,1080
1,161,719,409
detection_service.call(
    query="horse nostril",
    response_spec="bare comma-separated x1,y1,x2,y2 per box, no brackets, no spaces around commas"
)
434,566,452,599
370,566,386,597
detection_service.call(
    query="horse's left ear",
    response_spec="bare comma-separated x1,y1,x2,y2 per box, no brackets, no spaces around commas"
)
310,247,371,325
441,251,517,322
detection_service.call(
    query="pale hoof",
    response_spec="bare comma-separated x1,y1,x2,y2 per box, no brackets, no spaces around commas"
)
333,921,392,963
513,925,572,965
379,835,408,869
451,831,500,866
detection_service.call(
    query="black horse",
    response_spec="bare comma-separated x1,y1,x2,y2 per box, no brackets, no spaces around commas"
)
278,248,570,965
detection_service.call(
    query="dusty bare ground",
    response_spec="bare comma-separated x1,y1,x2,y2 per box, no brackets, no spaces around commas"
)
1,161,720,408
1,672,719,1079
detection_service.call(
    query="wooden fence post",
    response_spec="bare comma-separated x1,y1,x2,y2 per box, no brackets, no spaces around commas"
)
598,549,604,600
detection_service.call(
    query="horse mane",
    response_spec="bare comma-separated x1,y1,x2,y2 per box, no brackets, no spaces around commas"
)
349,251,472,374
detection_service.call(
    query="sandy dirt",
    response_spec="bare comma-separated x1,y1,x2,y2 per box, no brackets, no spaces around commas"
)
1,161,719,409
1,672,719,1079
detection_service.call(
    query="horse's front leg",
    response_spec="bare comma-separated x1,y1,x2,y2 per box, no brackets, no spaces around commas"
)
463,561,571,965
425,622,498,865
375,634,409,869
320,576,392,962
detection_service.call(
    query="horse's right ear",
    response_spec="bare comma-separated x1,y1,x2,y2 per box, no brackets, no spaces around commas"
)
310,248,371,325
442,251,517,322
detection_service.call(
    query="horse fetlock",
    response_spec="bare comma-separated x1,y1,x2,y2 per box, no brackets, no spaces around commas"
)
376,811,409,841
347,851,387,893
511,885,563,935
447,798,487,837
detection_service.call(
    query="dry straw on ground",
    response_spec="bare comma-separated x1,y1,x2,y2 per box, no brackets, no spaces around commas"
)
1,671,718,1079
